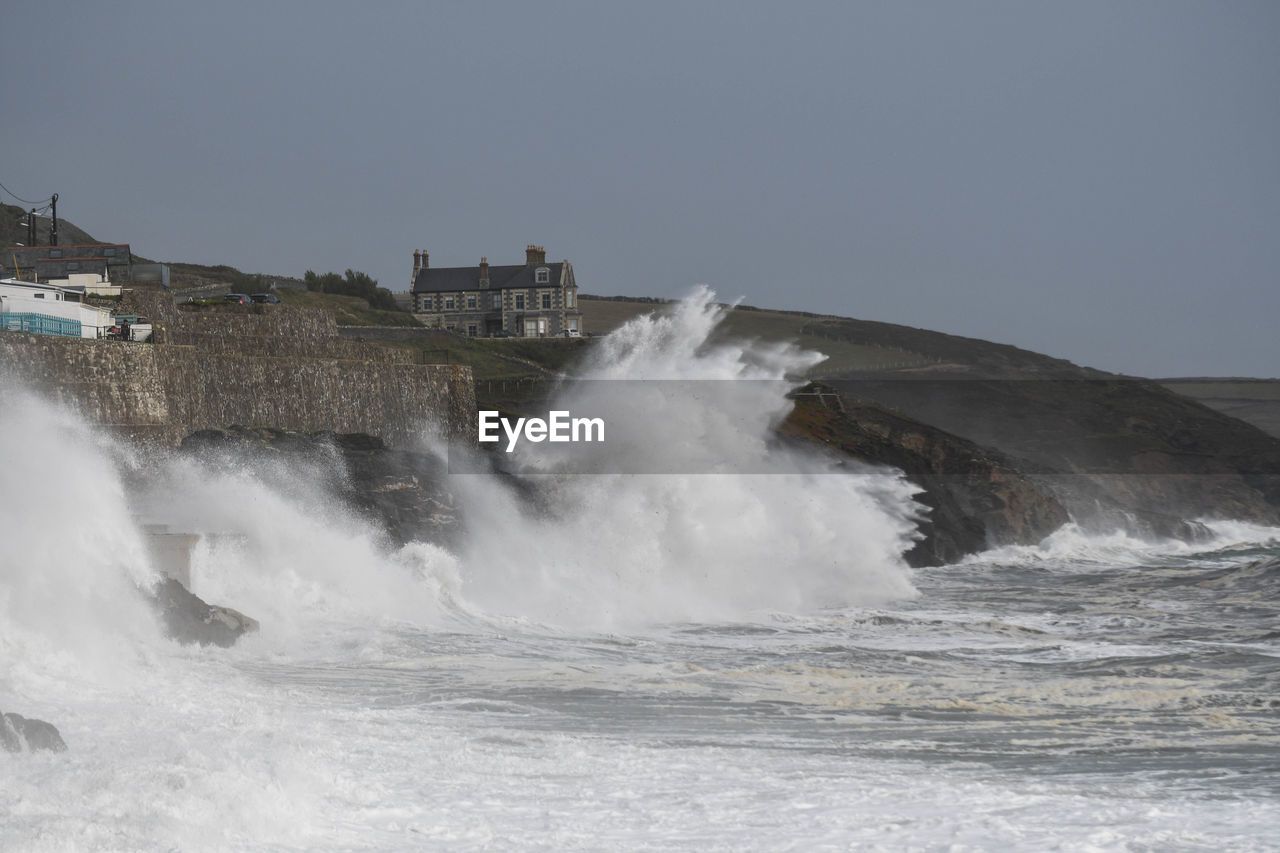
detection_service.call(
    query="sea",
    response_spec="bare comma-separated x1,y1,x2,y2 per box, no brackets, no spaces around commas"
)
3,289,1278,852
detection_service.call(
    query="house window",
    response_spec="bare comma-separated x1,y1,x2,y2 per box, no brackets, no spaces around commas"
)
444,295,455,310
66,262,79,270
535,267,550,284
514,293,525,310
467,293,478,310
568,317,579,333
49,249,63,258
467,324,478,337
541,292,552,310
492,292,502,310
523,317,547,337
34,292,45,299
566,290,575,309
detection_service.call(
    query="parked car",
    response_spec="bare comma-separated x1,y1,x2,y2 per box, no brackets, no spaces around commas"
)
223,293,251,304
251,292,281,304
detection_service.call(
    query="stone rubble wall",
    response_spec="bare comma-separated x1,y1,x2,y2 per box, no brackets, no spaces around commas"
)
163,331,417,361
0,298,475,447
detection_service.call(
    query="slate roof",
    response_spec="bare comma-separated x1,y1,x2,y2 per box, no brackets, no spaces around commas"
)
5,244,134,282
5,244,132,265
412,262,565,294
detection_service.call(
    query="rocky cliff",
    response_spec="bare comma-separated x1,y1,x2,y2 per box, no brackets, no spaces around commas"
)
781,383,1070,566
826,375,1280,535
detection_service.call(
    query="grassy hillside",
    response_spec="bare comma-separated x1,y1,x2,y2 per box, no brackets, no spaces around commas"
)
1161,379,1280,439
165,262,306,293
274,288,420,327
384,334,592,412
2,201,108,259
583,296,941,376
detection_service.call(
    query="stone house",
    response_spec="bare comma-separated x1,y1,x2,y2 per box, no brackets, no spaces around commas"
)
410,245,583,338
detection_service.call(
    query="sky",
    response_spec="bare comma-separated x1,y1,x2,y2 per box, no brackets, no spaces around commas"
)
2,1,1277,378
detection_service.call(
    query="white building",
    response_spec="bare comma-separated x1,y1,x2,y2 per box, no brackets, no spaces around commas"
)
0,278,114,339
45,271,123,298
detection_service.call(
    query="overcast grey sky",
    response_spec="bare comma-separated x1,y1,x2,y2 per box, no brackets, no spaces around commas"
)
3,1,1276,377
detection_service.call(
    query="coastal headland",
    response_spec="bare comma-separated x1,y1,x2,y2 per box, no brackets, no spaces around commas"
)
3,208,1278,567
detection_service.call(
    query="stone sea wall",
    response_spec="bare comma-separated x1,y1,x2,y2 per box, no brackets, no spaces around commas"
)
0,300,475,447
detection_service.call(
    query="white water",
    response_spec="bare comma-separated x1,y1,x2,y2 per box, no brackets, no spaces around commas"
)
454,287,921,628
3,291,1279,851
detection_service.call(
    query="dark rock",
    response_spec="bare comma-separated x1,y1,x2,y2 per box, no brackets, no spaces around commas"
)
150,577,259,647
333,436,460,549
789,318,1280,533
821,374,1280,533
781,384,1070,566
1,711,68,752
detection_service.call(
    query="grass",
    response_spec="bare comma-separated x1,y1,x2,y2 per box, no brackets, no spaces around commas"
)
275,288,422,327
579,296,931,376
381,335,592,412
577,297,665,336
399,336,590,378
716,310,932,375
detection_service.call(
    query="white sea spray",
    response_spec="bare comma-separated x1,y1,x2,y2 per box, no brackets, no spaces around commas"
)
451,286,922,629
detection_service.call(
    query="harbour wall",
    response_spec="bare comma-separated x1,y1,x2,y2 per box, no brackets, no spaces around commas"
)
0,298,475,447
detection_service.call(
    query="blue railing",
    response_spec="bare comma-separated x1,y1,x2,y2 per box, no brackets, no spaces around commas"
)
0,312,83,338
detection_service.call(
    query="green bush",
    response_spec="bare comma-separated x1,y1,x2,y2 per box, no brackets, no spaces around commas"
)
303,268,404,313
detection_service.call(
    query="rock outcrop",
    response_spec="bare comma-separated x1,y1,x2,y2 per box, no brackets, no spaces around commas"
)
780,316,1280,536
827,375,1280,534
1,711,67,753
781,384,1070,565
149,577,259,648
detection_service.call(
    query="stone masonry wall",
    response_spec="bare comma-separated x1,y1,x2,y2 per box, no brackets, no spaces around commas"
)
163,332,417,361
0,304,476,447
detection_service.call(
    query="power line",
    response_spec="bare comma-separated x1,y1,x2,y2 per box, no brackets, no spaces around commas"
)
0,180,53,206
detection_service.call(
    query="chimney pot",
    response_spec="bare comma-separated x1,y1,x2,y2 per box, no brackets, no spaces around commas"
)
525,244,546,265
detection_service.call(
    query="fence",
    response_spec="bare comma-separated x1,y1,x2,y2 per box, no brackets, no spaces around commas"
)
0,312,82,338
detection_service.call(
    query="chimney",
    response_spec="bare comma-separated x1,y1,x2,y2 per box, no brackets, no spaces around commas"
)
525,244,546,265
413,249,421,270
420,249,429,269
479,256,489,288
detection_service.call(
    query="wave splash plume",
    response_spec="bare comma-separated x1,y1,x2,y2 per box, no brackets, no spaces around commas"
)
454,285,921,628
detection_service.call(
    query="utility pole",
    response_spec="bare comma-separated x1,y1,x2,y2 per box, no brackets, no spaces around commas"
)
28,208,36,245
49,193,59,246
